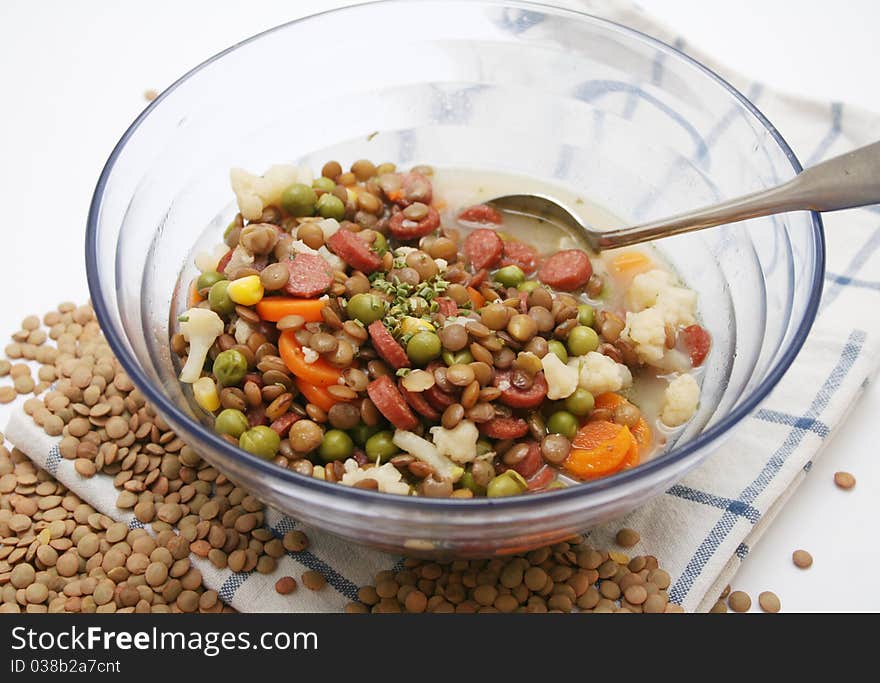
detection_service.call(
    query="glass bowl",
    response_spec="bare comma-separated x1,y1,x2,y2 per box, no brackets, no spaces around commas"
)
86,0,824,557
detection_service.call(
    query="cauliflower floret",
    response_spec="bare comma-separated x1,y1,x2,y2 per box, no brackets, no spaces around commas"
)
621,308,667,363
656,286,697,327
542,352,579,400
234,318,256,345
194,243,230,273
626,269,673,311
318,245,346,273
626,269,697,328
222,244,254,277
661,373,700,427
229,168,264,221
178,308,224,383
288,239,319,256
429,420,480,464
341,460,410,496
572,351,633,395
230,164,312,220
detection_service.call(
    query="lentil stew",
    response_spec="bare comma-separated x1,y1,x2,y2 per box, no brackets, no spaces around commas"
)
173,161,711,498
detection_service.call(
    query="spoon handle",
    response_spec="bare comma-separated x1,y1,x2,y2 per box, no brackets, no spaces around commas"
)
595,140,880,249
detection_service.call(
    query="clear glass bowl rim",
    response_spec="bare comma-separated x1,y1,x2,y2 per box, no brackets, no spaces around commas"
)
84,0,826,513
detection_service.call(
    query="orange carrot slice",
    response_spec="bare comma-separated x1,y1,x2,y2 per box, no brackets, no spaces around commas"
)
631,417,652,453
295,378,342,412
188,280,203,307
278,329,341,387
621,432,641,470
565,421,634,479
466,286,485,310
609,250,653,278
256,297,326,323
593,392,626,412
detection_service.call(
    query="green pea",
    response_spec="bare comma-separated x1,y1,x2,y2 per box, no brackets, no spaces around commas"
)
442,349,474,367
281,183,316,217
349,422,382,447
476,439,493,456
365,430,398,462
547,410,578,439
567,325,600,356
316,193,346,220
493,265,525,288
577,304,595,327
223,221,238,240
406,331,442,366
319,429,354,462
564,388,595,416
459,471,486,496
372,232,388,255
207,280,235,316
487,470,528,497
238,426,281,460
312,177,336,193
197,270,226,292
547,340,568,364
214,408,249,439
547,480,568,490
346,293,385,325
517,280,541,293
212,349,248,387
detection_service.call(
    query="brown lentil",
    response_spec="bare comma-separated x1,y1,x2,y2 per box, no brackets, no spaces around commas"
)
758,591,781,613
833,471,856,489
792,549,813,569
728,590,751,613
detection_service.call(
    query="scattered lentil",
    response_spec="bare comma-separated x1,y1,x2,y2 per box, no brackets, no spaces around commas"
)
792,549,813,569
758,591,780,613
302,571,326,591
616,528,640,548
728,591,751,613
833,471,856,490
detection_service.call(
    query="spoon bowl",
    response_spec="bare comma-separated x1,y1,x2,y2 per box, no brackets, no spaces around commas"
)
489,141,880,251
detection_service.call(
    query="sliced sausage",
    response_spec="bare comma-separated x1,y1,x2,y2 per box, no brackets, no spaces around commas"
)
463,229,504,271
423,384,458,411
526,465,556,491
537,249,593,291
479,417,529,439
435,297,458,317
283,253,333,298
326,229,382,274
388,206,441,240
422,362,458,410
269,412,300,437
367,376,419,431
467,268,488,289
398,380,441,420
500,241,539,274
398,171,433,207
509,441,543,479
493,370,548,409
458,203,503,225
367,321,410,370
682,324,711,367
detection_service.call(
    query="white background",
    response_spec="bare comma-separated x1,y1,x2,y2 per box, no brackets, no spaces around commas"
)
1,0,877,612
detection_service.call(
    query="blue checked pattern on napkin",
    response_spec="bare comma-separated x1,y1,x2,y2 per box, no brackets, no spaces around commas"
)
5,0,880,612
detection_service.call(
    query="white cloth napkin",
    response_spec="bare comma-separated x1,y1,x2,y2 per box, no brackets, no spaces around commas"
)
5,0,880,612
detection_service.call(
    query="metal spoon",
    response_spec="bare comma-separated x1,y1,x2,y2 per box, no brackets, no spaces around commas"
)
487,141,880,251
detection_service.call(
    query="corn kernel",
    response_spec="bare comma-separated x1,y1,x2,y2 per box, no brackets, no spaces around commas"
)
312,466,326,481
193,376,220,412
227,275,264,306
399,316,434,336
